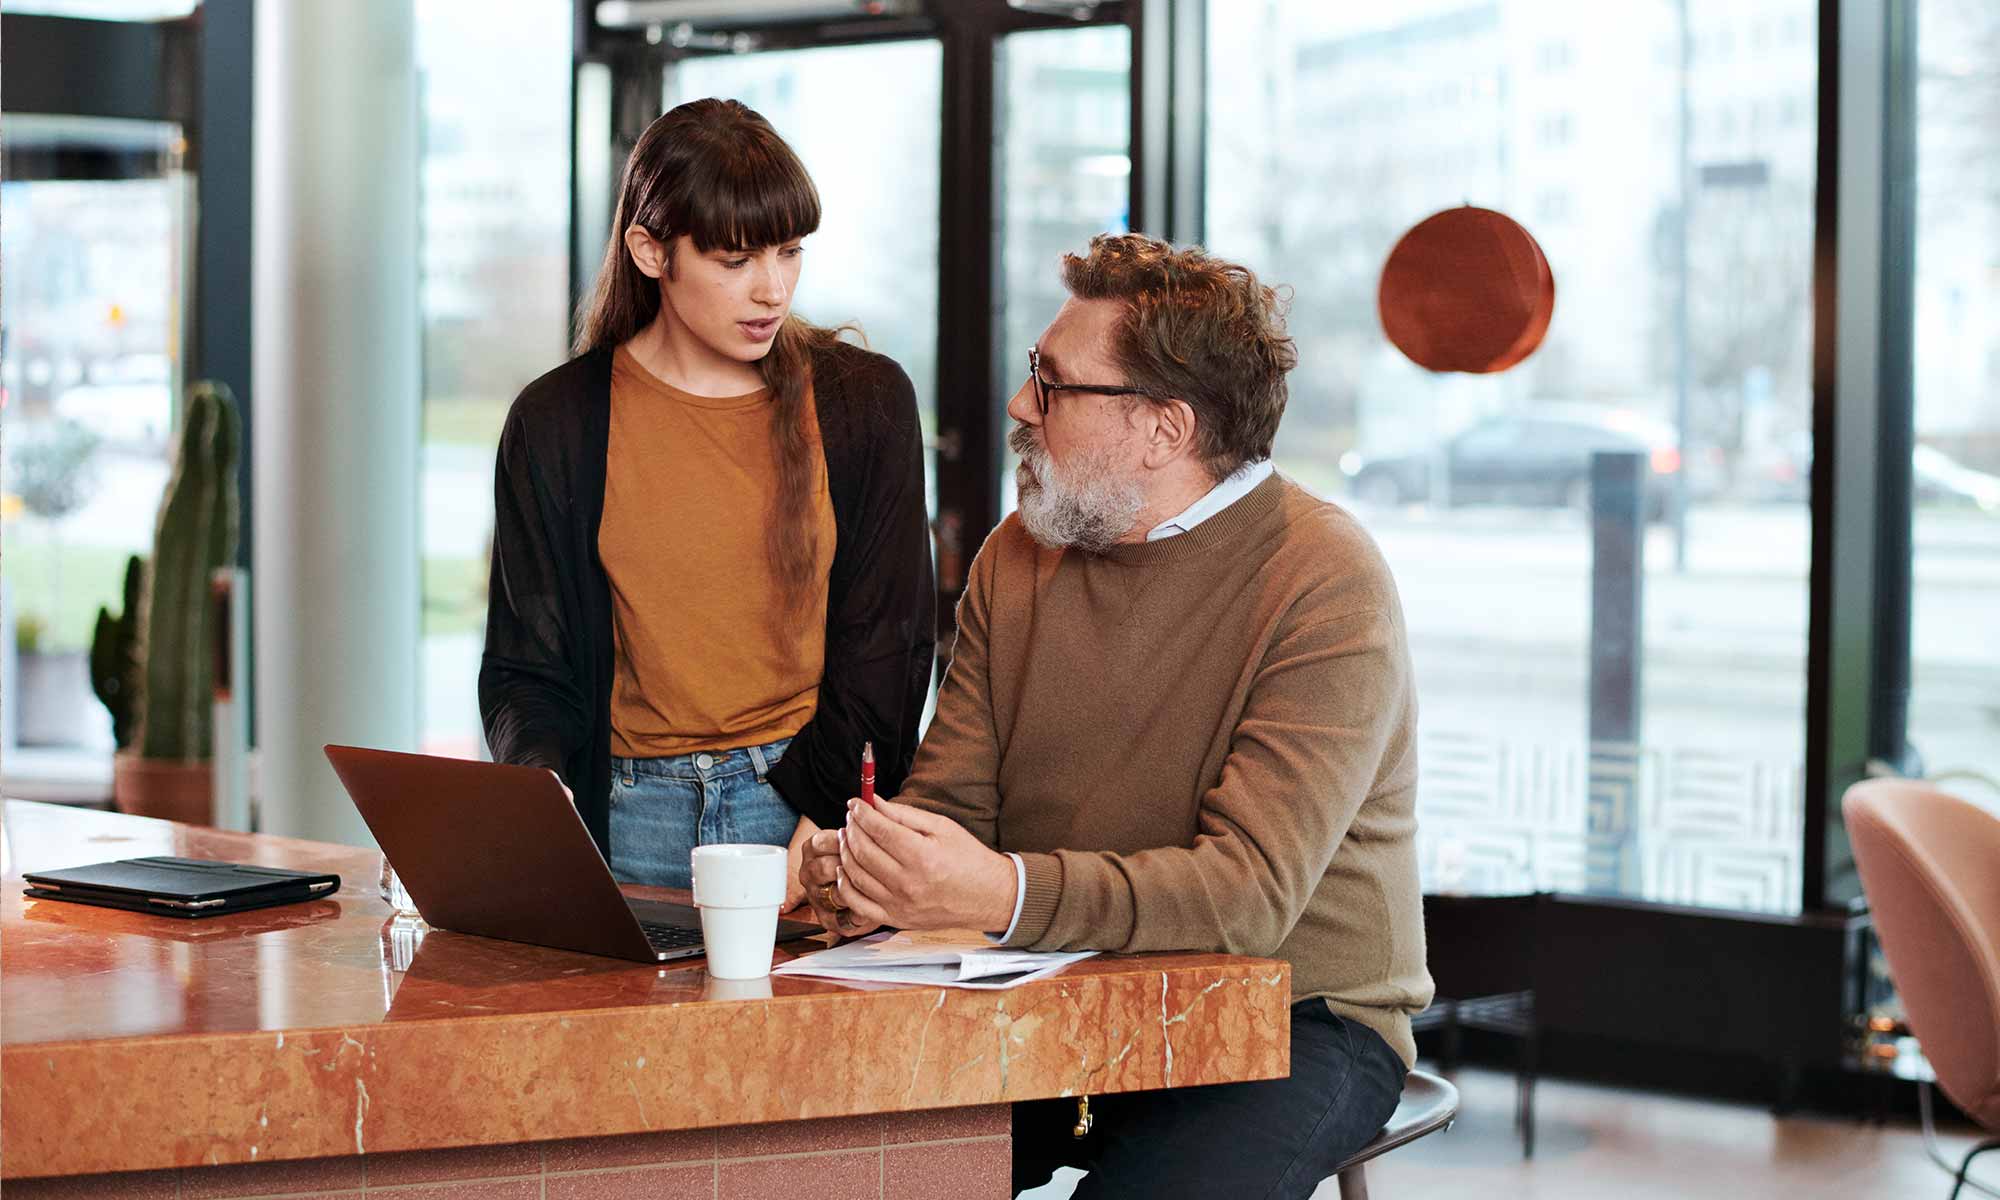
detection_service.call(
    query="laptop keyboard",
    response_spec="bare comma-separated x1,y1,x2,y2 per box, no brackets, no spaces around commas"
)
637,919,704,953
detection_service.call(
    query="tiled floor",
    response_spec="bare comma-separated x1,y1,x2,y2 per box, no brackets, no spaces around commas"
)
1023,1066,1993,1199
1354,1067,1990,1199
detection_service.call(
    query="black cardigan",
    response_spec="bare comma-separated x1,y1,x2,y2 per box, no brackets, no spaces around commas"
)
477,341,936,851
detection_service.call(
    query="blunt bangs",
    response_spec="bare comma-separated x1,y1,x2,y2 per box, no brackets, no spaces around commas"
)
677,133,822,254
578,98,830,355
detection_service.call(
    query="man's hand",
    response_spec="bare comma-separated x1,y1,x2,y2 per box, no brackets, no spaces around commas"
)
840,798,1018,935
550,769,574,805
799,816,881,939
783,813,819,912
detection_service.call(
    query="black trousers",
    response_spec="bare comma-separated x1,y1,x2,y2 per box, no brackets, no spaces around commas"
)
1012,1000,1407,1200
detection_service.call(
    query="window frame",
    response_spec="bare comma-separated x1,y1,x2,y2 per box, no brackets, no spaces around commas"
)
574,0,1932,920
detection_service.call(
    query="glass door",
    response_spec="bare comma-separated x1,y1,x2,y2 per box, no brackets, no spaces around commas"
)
995,25,1133,519
666,39,946,514
582,4,1133,637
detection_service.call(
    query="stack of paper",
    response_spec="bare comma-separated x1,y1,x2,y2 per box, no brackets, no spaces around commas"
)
771,929,1095,990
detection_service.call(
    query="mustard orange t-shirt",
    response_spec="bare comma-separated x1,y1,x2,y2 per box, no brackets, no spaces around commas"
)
598,346,837,757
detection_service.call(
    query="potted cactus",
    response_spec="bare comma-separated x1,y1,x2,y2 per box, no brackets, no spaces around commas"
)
90,383,241,824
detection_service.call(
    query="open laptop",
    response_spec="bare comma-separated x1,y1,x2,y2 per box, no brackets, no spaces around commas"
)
324,744,819,964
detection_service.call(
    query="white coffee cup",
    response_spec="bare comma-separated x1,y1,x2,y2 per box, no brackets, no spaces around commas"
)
690,843,787,981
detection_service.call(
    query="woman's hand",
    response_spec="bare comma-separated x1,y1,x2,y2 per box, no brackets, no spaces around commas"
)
800,818,884,939
784,813,819,912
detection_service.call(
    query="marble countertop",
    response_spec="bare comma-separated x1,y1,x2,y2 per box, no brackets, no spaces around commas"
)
1,800,1291,1178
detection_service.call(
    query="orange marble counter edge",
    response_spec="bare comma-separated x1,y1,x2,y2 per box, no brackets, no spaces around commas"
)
0,956,1291,1179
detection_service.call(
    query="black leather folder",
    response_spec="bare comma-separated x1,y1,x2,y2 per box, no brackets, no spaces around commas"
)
22,856,341,918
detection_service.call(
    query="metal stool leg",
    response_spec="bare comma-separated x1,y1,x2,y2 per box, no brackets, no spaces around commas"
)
1951,1138,2000,1200
1337,1162,1370,1200
1521,1021,1538,1160
1439,1000,1463,1075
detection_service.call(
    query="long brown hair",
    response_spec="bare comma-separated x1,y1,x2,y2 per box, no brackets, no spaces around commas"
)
574,98,839,617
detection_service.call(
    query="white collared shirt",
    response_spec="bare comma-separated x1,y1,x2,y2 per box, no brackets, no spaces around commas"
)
992,457,1276,942
1145,458,1276,541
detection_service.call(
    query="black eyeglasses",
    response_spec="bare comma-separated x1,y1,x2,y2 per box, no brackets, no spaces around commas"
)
1027,347,1171,416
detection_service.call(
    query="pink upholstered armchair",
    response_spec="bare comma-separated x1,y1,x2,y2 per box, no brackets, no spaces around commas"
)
1844,779,2000,1198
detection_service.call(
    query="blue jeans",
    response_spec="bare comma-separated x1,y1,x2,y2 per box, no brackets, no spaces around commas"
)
606,736,798,889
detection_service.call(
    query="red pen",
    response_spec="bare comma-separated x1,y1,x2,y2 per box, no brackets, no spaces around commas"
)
860,741,877,807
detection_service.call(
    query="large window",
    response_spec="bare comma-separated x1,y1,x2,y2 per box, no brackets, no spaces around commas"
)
1910,0,2000,808
997,25,1131,516
1208,1,1819,912
415,0,573,757
1,116,186,771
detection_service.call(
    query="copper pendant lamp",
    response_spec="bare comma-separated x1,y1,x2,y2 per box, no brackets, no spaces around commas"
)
1377,206,1556,374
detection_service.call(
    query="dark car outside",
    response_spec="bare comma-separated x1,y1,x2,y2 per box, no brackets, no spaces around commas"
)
1339,407,1696,521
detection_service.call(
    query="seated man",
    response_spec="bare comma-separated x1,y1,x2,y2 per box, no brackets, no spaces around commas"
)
801,232,1433,1199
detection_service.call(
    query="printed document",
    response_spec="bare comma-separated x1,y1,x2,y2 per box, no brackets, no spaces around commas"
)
771,929,1095,990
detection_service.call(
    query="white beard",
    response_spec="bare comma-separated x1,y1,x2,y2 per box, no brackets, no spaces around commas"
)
1011,424,1144,555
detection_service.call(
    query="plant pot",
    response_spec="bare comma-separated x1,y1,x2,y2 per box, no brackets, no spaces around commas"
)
113,752,213,826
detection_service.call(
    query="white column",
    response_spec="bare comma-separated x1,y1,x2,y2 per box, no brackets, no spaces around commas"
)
252,0,420,846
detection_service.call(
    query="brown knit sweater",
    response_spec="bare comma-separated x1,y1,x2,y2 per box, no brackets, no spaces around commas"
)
903,473,1434,1066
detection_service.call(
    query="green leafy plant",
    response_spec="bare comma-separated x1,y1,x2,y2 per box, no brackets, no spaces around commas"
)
15,612,50,656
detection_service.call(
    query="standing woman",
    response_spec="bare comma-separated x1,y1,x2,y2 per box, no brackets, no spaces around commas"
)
479,98,934,905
